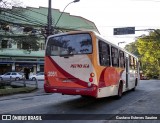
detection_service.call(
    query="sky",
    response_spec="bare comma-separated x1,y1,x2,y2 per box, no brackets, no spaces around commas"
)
18,0,160,47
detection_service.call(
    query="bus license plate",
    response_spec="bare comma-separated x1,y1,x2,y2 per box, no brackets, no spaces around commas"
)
62,79,72,82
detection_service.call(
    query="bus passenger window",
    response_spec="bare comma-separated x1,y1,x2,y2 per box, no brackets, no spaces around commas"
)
119,50,125,68
129,56,135,69
99,41,110,66
111,47,119,67
134,58,137,69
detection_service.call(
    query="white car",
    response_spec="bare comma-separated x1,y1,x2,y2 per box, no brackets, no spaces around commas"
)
29,72,44,81
0,72,24,81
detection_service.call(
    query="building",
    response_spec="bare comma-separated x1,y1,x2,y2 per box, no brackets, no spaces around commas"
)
0,6,99,75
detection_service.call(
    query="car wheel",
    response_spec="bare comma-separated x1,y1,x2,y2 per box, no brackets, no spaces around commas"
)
15,77,20,81
0,77,3,81
32,77,36,81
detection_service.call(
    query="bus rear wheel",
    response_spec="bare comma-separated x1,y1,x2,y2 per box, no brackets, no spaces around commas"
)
132,78,138,91
116,82,123,99
81,95,92,98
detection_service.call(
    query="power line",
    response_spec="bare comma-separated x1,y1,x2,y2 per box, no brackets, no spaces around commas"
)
0,9,46,26
22,7,56,26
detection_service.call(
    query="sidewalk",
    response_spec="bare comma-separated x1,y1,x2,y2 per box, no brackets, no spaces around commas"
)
0,80,46,101
0,88,48,101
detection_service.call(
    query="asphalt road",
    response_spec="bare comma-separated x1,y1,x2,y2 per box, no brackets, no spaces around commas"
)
0,79,160,123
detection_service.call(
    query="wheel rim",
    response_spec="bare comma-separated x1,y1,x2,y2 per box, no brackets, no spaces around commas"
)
16,77,20,80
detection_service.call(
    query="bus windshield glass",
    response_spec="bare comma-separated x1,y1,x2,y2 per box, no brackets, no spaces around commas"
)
46,33,92,56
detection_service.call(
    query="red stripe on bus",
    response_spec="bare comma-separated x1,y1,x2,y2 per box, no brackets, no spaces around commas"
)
48,56,89,87
98,67,121,88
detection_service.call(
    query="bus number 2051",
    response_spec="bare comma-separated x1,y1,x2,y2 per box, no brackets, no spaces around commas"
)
48,71,57,77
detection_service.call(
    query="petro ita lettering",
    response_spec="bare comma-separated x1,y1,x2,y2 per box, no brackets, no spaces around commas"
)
70,64,89,68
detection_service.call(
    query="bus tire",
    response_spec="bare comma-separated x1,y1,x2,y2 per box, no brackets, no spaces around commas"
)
81,95,91,98
132,78,138,91
116,82,123,99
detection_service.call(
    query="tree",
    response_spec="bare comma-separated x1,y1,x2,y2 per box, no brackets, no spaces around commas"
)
136,29,160,78
13,35,41,51
0,0,22,9
124,41,139,56
124,30,160,79
0,0,44,51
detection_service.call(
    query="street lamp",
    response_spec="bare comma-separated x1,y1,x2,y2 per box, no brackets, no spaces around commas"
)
54,0,80,28
46,0,80,38
118,41,125,46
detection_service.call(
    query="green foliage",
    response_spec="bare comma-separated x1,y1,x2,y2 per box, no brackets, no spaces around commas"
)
124,29,160,78
13,35,40,51
0,0,39,51
124,41,139,56
137,29,160,78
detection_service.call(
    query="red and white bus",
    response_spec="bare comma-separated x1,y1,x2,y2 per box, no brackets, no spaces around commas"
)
44,31,139,98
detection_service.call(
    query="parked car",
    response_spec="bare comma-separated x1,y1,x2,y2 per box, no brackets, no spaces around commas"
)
0,72,24,81
29,72,44,81
140,75,149,80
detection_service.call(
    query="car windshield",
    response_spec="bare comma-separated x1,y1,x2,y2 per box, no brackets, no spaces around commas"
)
19,72,24,75
46,33,92,56
4,72,10,75
37,72,44,75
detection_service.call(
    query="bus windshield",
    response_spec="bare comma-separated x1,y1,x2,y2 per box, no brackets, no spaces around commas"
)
46,33,92,56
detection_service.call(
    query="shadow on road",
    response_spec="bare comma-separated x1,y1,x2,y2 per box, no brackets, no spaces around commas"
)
47,89,141,114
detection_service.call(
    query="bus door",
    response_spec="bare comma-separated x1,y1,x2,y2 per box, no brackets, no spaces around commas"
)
125,57,129,89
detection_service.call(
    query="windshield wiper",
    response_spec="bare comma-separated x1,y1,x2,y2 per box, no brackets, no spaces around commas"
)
59,53,74,58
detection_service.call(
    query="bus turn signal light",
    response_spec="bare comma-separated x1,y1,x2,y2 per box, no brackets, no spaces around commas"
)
90,73,95,77
89,77,93,82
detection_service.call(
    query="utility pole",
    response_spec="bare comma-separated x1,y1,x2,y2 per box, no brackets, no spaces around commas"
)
46,0,80,39
47,0,53,36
